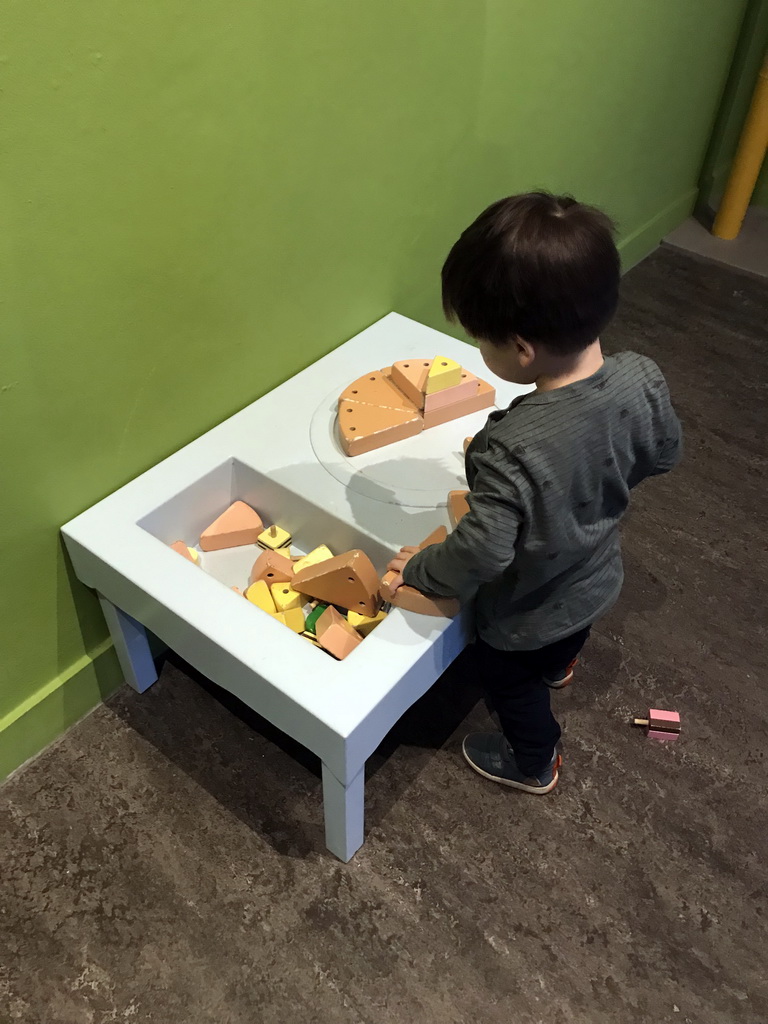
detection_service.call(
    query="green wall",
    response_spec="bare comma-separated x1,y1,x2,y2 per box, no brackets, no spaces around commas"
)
1,0,747,778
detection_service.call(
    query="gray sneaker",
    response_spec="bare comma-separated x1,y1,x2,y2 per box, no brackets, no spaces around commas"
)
543,657,578,689
462,733,561,794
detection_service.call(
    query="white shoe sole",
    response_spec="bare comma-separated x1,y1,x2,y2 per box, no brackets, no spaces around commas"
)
462,740,561,794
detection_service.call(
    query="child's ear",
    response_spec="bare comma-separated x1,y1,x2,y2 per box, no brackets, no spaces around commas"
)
516,337,536,367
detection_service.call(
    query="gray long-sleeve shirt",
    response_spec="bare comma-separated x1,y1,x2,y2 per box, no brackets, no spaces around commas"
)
402,352,683,650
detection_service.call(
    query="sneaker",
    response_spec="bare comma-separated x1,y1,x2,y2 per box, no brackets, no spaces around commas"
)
543,657,578,689
461,733,561,794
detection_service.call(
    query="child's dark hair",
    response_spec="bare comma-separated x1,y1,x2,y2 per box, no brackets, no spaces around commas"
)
441,192,620,355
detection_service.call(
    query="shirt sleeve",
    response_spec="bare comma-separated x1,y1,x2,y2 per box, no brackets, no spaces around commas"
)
650,380,684,477
402,443,523,599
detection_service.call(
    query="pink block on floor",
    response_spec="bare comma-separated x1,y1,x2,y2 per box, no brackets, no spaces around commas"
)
649,708,680,728
422,374,479,414
648,729,679,742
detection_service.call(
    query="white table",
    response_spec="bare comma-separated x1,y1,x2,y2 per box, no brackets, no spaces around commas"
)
61,314,524,860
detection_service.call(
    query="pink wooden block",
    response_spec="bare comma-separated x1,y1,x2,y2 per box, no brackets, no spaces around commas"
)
422,375,479,415
649,708,680,729
648,729,679,742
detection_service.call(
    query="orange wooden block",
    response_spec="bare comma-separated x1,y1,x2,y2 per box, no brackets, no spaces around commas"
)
390,586,460,618
464,437,474,454
448,490,470,527
422,373,479,414
389,359,431,409
422,376,495,430
170,540,197,563
380,569,400,602
378,527,446,602
340,371,420,413
200,501,264,552
293,549,381,616
249,548,295,586
337,402,422,458
379,525,458,616
419,525,448,550
315,606,363,660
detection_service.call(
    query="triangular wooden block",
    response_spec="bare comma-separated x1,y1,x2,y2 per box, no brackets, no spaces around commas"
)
340,371,419,413
389,359,432,409
200,501,264,551
337,403,421,458
447,490,470,527
170,540,198,563
315,606,363,660
391,586,460,618
292,549,381,616
423,373,478,414
419,526,448,550
423,376,495,430
425,356,462,394
249,549,294,586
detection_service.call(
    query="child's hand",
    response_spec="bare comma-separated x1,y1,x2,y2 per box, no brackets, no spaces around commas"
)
385,546,420,592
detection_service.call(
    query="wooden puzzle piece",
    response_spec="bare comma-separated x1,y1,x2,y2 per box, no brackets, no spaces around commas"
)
315,606,363,660
249,549,294,586
271,582,303,612
257,524,292,550
272,607,305,633
633,708,681,741
422,376,495,430
293,549,381,616
448,490,470,527
419,526,448,549
379,526,446,601
200,501,264,551
292,545,334,574
170,540,199,563
340,371,420,413
378,524,459,617
423,373,480,414
244,580,276,613
389,585,460,618
338,402,422,457
425,356,462,394
389,359,431,409
347,608,387,636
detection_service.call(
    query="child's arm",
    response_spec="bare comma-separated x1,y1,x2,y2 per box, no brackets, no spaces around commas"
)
649,395,683,477
399,444,523,599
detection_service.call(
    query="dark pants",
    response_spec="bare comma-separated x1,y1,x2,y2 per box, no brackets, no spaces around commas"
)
475,626,592,776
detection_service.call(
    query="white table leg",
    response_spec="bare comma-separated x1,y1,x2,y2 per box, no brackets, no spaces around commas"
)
98,595,158,693
322,763,365,862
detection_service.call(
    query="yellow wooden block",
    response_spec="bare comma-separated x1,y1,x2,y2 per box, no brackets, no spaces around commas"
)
272,607,305,633
245,580,276,613
271,582,303,612
187,547,200,563
425,356,462,394
292,545,333,574
257,524,292,550
347,608,387,637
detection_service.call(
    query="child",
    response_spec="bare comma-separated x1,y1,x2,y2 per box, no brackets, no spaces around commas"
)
387,192,682,794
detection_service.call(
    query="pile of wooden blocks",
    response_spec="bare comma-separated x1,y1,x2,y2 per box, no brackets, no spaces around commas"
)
169,498,468,659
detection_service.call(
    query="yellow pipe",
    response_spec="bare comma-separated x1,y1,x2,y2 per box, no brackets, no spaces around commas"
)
712,50,768,240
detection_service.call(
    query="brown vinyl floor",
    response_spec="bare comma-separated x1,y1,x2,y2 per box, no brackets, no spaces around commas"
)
2,246,767,1024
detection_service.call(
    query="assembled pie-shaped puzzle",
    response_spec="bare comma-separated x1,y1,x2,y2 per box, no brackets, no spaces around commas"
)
337,356,496,457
